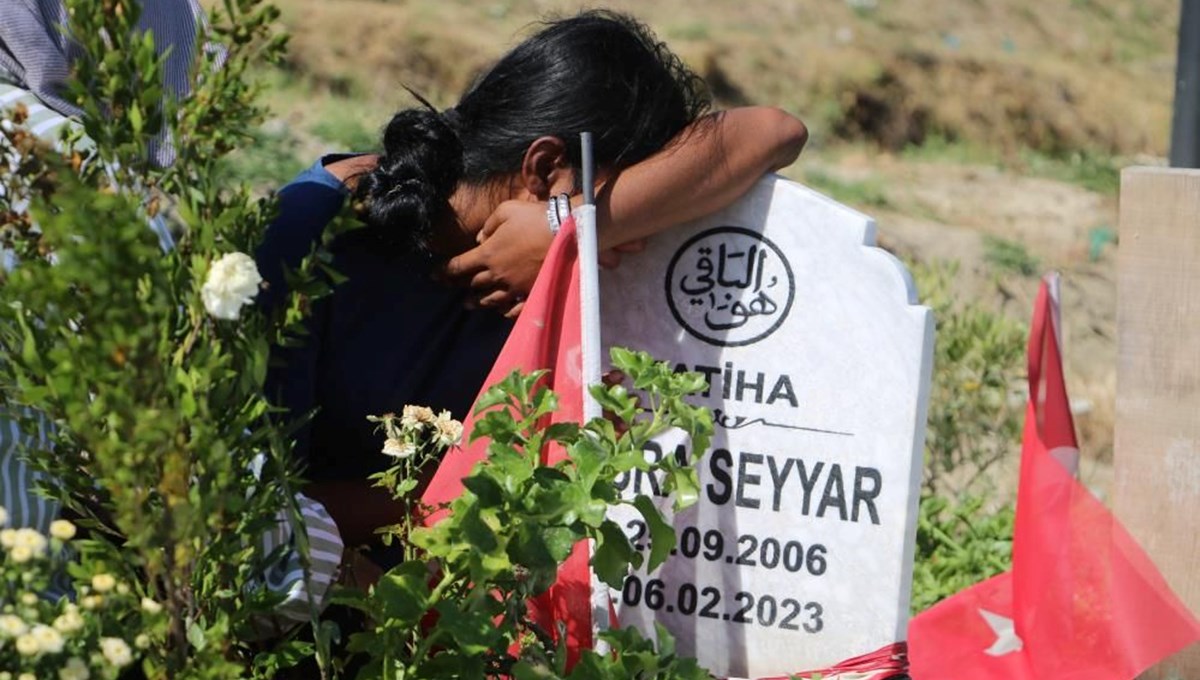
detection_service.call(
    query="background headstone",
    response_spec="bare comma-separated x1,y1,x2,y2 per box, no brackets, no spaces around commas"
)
600,175,934,678
1113,167,1200,676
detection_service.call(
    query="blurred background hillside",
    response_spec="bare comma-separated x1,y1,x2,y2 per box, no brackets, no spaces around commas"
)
235,0,1183,501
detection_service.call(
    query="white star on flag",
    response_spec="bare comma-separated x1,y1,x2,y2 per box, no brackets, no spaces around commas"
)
979,608,1023,657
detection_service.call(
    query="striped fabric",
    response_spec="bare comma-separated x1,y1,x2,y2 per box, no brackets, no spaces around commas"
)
0,80,343,624
0,0,213,166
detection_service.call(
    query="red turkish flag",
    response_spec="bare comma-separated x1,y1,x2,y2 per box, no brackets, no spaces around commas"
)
422,215,594,664
908,274,1200,679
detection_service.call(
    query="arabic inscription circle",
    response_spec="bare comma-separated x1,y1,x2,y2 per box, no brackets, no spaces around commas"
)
665,226,795,347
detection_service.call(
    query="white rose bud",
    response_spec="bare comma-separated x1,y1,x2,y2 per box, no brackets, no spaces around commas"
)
140,597,163,615
91,573,116,593
49,519,76,541
201,252,263,320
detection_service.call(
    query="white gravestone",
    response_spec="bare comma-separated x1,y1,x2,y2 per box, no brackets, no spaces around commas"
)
599,175,933,678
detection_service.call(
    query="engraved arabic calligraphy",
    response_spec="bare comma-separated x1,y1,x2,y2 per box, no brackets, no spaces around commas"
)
666,227,795,347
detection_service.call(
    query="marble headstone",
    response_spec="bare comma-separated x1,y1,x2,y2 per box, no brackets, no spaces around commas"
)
599,175,933,678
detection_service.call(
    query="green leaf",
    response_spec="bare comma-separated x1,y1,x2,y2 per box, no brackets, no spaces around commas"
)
373,561,432,623
462,474,504,506
632,495,676,573
592,520,636,588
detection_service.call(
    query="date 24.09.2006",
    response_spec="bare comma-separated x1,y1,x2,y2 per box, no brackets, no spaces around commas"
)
625,520,829,576
619,575,824,633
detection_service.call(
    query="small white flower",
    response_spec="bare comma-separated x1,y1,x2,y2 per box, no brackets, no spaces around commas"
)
49,519,76,541
58,657,89,680
15,632,39,656
201,251,263,320
400,405,435,429
0,528,14,548
91,574,116,593
381,438,415,459
9,544,33,563
1,671,11,680
134,633,151,649
80,595,103,610
53,608,84,634
140,597,162,615
20,592,37,606
433,411,464,447
13,528,48,556
0,614,28,637
18,674,33,680
31,624,64,654
99,637,132,668
0,506,8,526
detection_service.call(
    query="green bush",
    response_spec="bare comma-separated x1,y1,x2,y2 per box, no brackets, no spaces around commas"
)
909,259,1024,611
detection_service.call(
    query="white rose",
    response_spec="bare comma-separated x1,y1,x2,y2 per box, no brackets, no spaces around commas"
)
13,528,47,556
0,528,15,548
31,624,64,654
201,252,263,320
9,544,33,563
15,632,39,656
99,637,132,668
134,633,151,649
140,597,162,615
433,412,464,447
53,608,85,634
58,658,90,680
381,438,415,459
49,519,76,541
0,614,28,637
400,405,435,429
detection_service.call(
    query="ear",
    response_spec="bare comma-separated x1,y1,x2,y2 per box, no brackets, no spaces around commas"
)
518,136,575,201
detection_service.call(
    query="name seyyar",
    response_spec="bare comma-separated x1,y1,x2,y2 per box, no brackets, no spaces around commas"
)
614,442,883,526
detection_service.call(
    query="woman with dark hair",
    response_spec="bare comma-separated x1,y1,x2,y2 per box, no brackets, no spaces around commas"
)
256,10,807,572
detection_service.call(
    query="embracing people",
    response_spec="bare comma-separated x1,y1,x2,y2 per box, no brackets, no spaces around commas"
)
254,9,809,577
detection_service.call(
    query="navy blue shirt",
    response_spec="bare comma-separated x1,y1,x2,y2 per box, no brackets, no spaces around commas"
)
257,158,513,482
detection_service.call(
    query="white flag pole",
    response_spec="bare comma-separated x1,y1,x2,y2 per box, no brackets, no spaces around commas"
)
576,132,602,422
577,132,612,648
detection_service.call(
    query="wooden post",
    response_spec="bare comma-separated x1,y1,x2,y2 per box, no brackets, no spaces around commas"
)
1115,167,1200,678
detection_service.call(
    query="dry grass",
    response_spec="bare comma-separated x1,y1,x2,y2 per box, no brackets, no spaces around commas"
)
267,0,1179,156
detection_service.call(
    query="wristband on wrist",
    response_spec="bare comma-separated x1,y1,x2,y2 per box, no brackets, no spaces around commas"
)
546,193,572,234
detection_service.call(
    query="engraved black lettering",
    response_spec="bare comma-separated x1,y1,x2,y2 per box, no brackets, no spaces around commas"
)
735,370,765,403
796,460,824,515
767,374,799,407
735,452,763,509
816,464,847,521
767,456,796,512
707,448,733,504
852,466,882,525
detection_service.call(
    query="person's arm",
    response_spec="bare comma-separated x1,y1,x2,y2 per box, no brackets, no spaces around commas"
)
444,107,807,314
594,106,806,248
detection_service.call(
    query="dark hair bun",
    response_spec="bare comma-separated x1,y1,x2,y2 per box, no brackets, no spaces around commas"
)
358,108,463,251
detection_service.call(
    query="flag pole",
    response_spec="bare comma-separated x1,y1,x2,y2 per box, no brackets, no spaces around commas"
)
577,132,613,649
577,132,602,421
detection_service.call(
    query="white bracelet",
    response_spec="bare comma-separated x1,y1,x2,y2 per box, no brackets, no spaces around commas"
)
546,193,571,234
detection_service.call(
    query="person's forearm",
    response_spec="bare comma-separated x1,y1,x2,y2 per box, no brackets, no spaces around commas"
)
593,107,807,249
